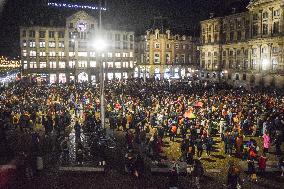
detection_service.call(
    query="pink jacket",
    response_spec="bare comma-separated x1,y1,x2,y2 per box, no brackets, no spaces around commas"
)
263,134,270,149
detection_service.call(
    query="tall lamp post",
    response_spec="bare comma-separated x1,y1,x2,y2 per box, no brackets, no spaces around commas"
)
95,0,107,129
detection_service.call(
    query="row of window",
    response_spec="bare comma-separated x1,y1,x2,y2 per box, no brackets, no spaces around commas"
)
201,59,279,70
23,61,134,69
253,9,280,21
202,21,280,44
22,30,134,42
202,9,280,34
23,41,134,51
201,46,280,58
22,30,64,38
23,40,65,48
153,43,191,50
153,52,187,64
22,51,134,58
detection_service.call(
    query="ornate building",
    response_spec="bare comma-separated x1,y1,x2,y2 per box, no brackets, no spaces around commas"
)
20,11,135,83
135,29,199,80
200,0,284,88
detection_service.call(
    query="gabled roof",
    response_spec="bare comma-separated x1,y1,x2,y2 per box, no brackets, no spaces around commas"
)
247,0,277,9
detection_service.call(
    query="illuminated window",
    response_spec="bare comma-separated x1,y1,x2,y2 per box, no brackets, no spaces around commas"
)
58,52,65,57
23,61,27,69
69,52,75,57
29,50,36,57
78,61,87,67
123,53,128,57
49,52,56,57
69,61,75,68
115,53,121,57
29,41,36,48
123,62,128,68
90,52,96,57
115,62,121,68
129,61,134,68
58,41,65,48
129,52,133,57
39,41,45,48
49,41,56,48
107,62,113,68
39,62,46,68
78,52,87,57
39,51,46,56
107,52,113,58
59,61,66,68
30,61,37,68
49,61,56,68
23,40,27,47
22,50,27,57
90,61,96,67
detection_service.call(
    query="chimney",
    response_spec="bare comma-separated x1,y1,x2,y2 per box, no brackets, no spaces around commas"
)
209,13,214,18
232,7,236,14
146,30,150,36
155,29,160,39
166,30,171,39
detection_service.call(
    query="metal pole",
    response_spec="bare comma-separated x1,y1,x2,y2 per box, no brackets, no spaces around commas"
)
99,0,105,129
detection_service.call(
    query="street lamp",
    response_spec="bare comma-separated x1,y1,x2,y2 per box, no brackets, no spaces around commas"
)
93,34,107,129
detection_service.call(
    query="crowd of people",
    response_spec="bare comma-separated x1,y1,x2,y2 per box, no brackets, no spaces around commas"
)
1,78,284,188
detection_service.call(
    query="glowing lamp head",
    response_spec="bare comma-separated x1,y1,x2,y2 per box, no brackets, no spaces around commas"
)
93,38,107,51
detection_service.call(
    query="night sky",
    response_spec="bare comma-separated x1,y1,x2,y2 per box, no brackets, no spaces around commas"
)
0,0,250,57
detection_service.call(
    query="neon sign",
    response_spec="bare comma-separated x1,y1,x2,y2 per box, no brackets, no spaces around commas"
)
47,2,107,11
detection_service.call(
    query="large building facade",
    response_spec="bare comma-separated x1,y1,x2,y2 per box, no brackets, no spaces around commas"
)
20,11,135,83
200,0,284,88
135,29,199,80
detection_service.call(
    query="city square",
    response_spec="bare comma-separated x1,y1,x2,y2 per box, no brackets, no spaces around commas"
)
1,0,284,189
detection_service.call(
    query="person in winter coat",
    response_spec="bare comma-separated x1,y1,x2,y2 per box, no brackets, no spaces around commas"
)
196,136,203,159
134,154,144,178
227,163,242,189
258,154,267,174
74,121,81,141
235,133,244,158
192,159,204,189
168,167,179,189
205,136,213,156
170,124,177,141
262,131,270,155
